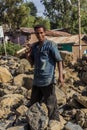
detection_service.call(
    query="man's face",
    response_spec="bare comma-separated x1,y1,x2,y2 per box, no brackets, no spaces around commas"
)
35,27,45,42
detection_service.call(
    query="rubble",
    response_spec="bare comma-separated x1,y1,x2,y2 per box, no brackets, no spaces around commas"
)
0,54,87,130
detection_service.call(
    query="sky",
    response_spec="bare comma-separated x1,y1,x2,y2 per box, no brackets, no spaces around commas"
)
30,0,45,17
30,0,72,17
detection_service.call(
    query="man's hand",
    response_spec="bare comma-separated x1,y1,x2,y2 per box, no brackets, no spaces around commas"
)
25,44,32,57
58,77,64,88
58,78,67,95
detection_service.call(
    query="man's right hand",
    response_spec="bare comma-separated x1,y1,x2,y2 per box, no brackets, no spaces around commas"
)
25,44,32,57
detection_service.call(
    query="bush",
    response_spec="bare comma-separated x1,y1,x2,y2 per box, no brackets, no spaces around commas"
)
0,42,22,56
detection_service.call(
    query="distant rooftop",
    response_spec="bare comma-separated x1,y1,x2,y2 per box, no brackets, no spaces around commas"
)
20,27,71,37
46,34,86,45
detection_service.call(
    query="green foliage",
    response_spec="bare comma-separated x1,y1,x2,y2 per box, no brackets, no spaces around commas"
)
0,42,22,56
0,0,30,29
41,0,73,29
0,0,51,30
81,9,87,34
26,16,35,28
25,1,37,16
34,16,50,30
0,44,4,55
41,0,87,34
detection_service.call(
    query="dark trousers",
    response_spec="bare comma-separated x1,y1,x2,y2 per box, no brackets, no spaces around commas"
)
30,84,57,119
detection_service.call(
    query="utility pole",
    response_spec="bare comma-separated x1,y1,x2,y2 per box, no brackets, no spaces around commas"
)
78,0,82,58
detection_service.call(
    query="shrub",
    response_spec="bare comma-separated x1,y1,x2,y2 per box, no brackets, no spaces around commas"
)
0,42,22,56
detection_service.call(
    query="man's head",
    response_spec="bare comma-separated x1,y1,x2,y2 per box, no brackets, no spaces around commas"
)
34,25,46,43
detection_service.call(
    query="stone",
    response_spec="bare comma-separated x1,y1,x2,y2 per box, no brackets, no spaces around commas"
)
0,120,14,129
0,66,13,83
60,51,74,67
16,105,28,116
74,94,87,108
7,123,29,130
48,120,61,130
0,94,24,109
14,74,33,89
81,71,87,84
76,109,87,128
0,108,11,119
55,86,66,105
64,122,83,130
59,115,66,129
26,102,49,130
17,58,33,74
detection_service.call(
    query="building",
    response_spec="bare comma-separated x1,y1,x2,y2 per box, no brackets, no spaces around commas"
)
47,34,87,60
5,27,71,45
5,27,87,60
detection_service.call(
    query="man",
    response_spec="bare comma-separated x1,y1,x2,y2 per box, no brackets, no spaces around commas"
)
26,24,64,120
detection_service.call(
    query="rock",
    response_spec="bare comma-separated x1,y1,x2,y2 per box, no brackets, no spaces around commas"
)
7,123,29,130
14,74,33,89
60,51,74,67
0,120,14,129
16,105,28,116
0,83,18,96
55,86,66,105
0,66,13,83
17,58,33,74
81,71,87,84
0,108,11,119
76,109,87,128
64,122,83,130
74,55,87,84
74,94,87,108
26,102,49,130
59,115,66,130
0,94,24,109
48,120,61,130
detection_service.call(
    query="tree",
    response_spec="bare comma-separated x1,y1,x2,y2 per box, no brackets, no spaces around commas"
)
25,1,37,17
34,16,50,30
0,0,51,30
41,0,72,29
41,0,87,34
0,0,29,30
25,1,50,29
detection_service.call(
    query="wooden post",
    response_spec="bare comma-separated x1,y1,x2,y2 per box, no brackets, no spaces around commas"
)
78,0,82,58
3,40,7,57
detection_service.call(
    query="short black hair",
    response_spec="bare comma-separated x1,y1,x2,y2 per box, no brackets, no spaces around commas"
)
34,24,46,31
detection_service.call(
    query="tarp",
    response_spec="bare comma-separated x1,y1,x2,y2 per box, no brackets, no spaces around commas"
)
0,26,4,38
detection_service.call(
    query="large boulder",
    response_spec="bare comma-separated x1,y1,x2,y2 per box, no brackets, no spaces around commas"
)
14,74,33,89
17,58,33,74
26,102,48,130
0,94,24,109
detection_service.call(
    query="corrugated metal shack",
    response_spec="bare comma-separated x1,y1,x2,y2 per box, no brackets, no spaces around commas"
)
47,34,87,60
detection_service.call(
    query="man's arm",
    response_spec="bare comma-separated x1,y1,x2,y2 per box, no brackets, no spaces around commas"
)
57,61,64,86
26,45,34,67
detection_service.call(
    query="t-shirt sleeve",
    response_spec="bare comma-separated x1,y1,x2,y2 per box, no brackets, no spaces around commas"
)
50,42,62,61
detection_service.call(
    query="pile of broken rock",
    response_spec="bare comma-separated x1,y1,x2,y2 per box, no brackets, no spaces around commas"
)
0,54,87,130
